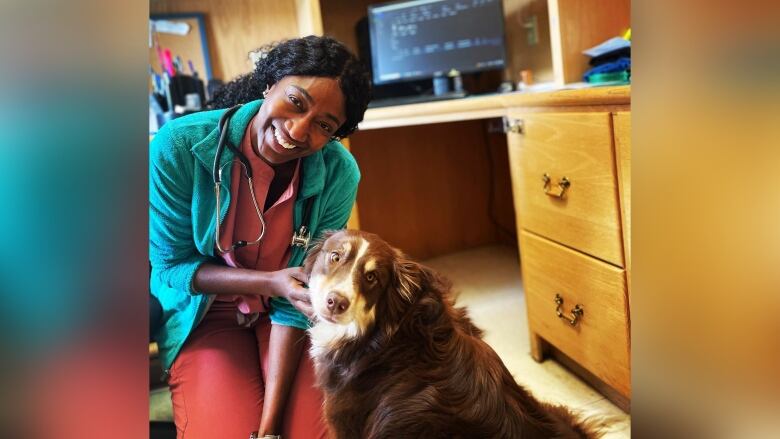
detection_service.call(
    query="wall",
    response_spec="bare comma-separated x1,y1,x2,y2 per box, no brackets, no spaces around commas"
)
150,0,301,82
503,0,554,84
319,0,370,52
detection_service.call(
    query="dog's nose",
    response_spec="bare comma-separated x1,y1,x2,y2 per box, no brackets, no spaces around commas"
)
326,292,350,315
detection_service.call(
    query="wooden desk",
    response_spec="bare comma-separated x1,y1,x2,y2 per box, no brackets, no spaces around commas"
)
359,86,631,130
348,85,630,260
348,85,632,410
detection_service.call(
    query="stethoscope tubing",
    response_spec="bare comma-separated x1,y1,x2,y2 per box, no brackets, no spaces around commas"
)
213,104,266,254
213,104,247,183
212,103,313,254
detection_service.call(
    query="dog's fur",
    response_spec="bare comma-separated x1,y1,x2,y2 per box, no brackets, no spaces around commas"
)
304,230,601,439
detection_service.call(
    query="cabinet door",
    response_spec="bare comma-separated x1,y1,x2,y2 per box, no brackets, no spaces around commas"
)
507,111,624,266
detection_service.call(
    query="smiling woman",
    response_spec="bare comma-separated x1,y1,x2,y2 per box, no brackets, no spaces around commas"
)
209,37,371,139
149,36,371,438
251,76,346,166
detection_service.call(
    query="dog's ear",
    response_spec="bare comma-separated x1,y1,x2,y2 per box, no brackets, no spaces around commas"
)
303,229,340,275
395,260,420,302
394,251,448,302
393,250,427,302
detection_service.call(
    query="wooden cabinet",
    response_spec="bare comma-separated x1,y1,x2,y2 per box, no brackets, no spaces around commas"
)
507,108,631,409
351,91,632,409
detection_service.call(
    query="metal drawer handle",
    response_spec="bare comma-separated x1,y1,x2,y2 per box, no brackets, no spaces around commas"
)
555,293,584,326
503,117,524,134
542,174,571,198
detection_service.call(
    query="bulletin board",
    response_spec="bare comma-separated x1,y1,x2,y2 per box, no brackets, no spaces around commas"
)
149,13,213,83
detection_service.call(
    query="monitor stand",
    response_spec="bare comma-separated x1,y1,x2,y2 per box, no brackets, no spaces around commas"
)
367,75,469,108
433,73,465,96
367,89,468,108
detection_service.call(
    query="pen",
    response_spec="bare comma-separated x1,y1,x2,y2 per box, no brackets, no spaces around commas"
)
162,71,173,112
175,55,184,74
150,66,162,94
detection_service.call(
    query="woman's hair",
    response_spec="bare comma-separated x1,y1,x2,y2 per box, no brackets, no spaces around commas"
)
208,36,372,139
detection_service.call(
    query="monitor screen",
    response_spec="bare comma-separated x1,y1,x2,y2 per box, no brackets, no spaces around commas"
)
368,0,506,85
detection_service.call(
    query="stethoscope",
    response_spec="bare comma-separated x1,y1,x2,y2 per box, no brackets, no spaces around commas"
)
212,104,312,254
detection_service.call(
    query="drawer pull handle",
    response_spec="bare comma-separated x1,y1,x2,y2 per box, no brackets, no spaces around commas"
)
503,117,524,134
542,174,571,198
555,294,584,326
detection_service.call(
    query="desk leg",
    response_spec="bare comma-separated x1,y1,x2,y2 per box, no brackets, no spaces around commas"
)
341,138,361,230
347,202,360,230
530,332,547,362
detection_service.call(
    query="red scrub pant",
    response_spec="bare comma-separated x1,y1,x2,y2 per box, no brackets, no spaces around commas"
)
167,301,329,439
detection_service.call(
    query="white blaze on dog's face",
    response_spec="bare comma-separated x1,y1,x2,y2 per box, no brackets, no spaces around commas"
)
306,230,407,353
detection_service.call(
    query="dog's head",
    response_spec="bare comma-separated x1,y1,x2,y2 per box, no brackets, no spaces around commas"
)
304,229,435,343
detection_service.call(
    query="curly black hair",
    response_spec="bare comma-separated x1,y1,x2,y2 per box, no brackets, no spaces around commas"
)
208,36,372,139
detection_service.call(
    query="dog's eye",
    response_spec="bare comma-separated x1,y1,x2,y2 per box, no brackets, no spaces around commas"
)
329,252,340,263
365,272,376,282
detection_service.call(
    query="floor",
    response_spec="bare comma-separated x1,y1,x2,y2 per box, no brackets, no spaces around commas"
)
423,245,631,438
151,244,630,437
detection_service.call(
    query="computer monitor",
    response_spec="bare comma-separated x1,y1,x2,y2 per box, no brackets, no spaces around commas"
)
368,0,506,86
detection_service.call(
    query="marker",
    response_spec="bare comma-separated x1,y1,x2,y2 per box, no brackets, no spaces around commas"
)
162,49,175,77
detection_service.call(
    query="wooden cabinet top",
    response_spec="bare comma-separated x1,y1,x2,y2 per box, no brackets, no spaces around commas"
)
359,85,630,130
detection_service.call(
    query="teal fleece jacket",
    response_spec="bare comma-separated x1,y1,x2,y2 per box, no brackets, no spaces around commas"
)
149,99,360,372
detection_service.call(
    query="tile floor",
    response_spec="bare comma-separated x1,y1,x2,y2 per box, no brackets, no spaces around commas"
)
424,244,630,438
151,244,631,437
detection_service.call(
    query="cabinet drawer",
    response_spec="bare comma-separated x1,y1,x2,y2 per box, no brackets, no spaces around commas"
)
508,111,624,266
521,231,630,397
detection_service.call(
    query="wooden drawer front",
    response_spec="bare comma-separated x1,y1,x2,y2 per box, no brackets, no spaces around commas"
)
521,231,630,397
508,111,624,266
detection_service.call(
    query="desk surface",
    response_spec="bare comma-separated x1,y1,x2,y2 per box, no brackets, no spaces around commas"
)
359,85,631,130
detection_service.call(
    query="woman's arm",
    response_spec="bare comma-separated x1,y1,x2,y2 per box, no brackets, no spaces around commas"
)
257,324,307,436
193,263,314,317
149,122,212,294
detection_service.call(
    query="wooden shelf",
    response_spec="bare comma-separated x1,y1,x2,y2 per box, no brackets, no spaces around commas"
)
359,85,631,130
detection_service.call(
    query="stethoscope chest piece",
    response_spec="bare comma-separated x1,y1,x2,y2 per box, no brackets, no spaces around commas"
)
291,225,311,249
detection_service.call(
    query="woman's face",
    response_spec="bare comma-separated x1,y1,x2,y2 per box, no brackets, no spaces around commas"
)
251,75,346,166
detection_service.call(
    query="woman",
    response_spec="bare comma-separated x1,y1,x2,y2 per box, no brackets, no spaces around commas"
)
149,36,371,438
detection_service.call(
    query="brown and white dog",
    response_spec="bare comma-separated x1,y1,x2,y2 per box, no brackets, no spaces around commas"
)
304,229,602,439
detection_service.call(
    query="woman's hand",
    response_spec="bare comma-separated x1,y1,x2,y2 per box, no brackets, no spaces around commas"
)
192,263,314,318
265,267,313,318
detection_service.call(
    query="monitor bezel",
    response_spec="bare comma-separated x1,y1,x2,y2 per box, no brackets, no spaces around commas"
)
367,0,507,86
